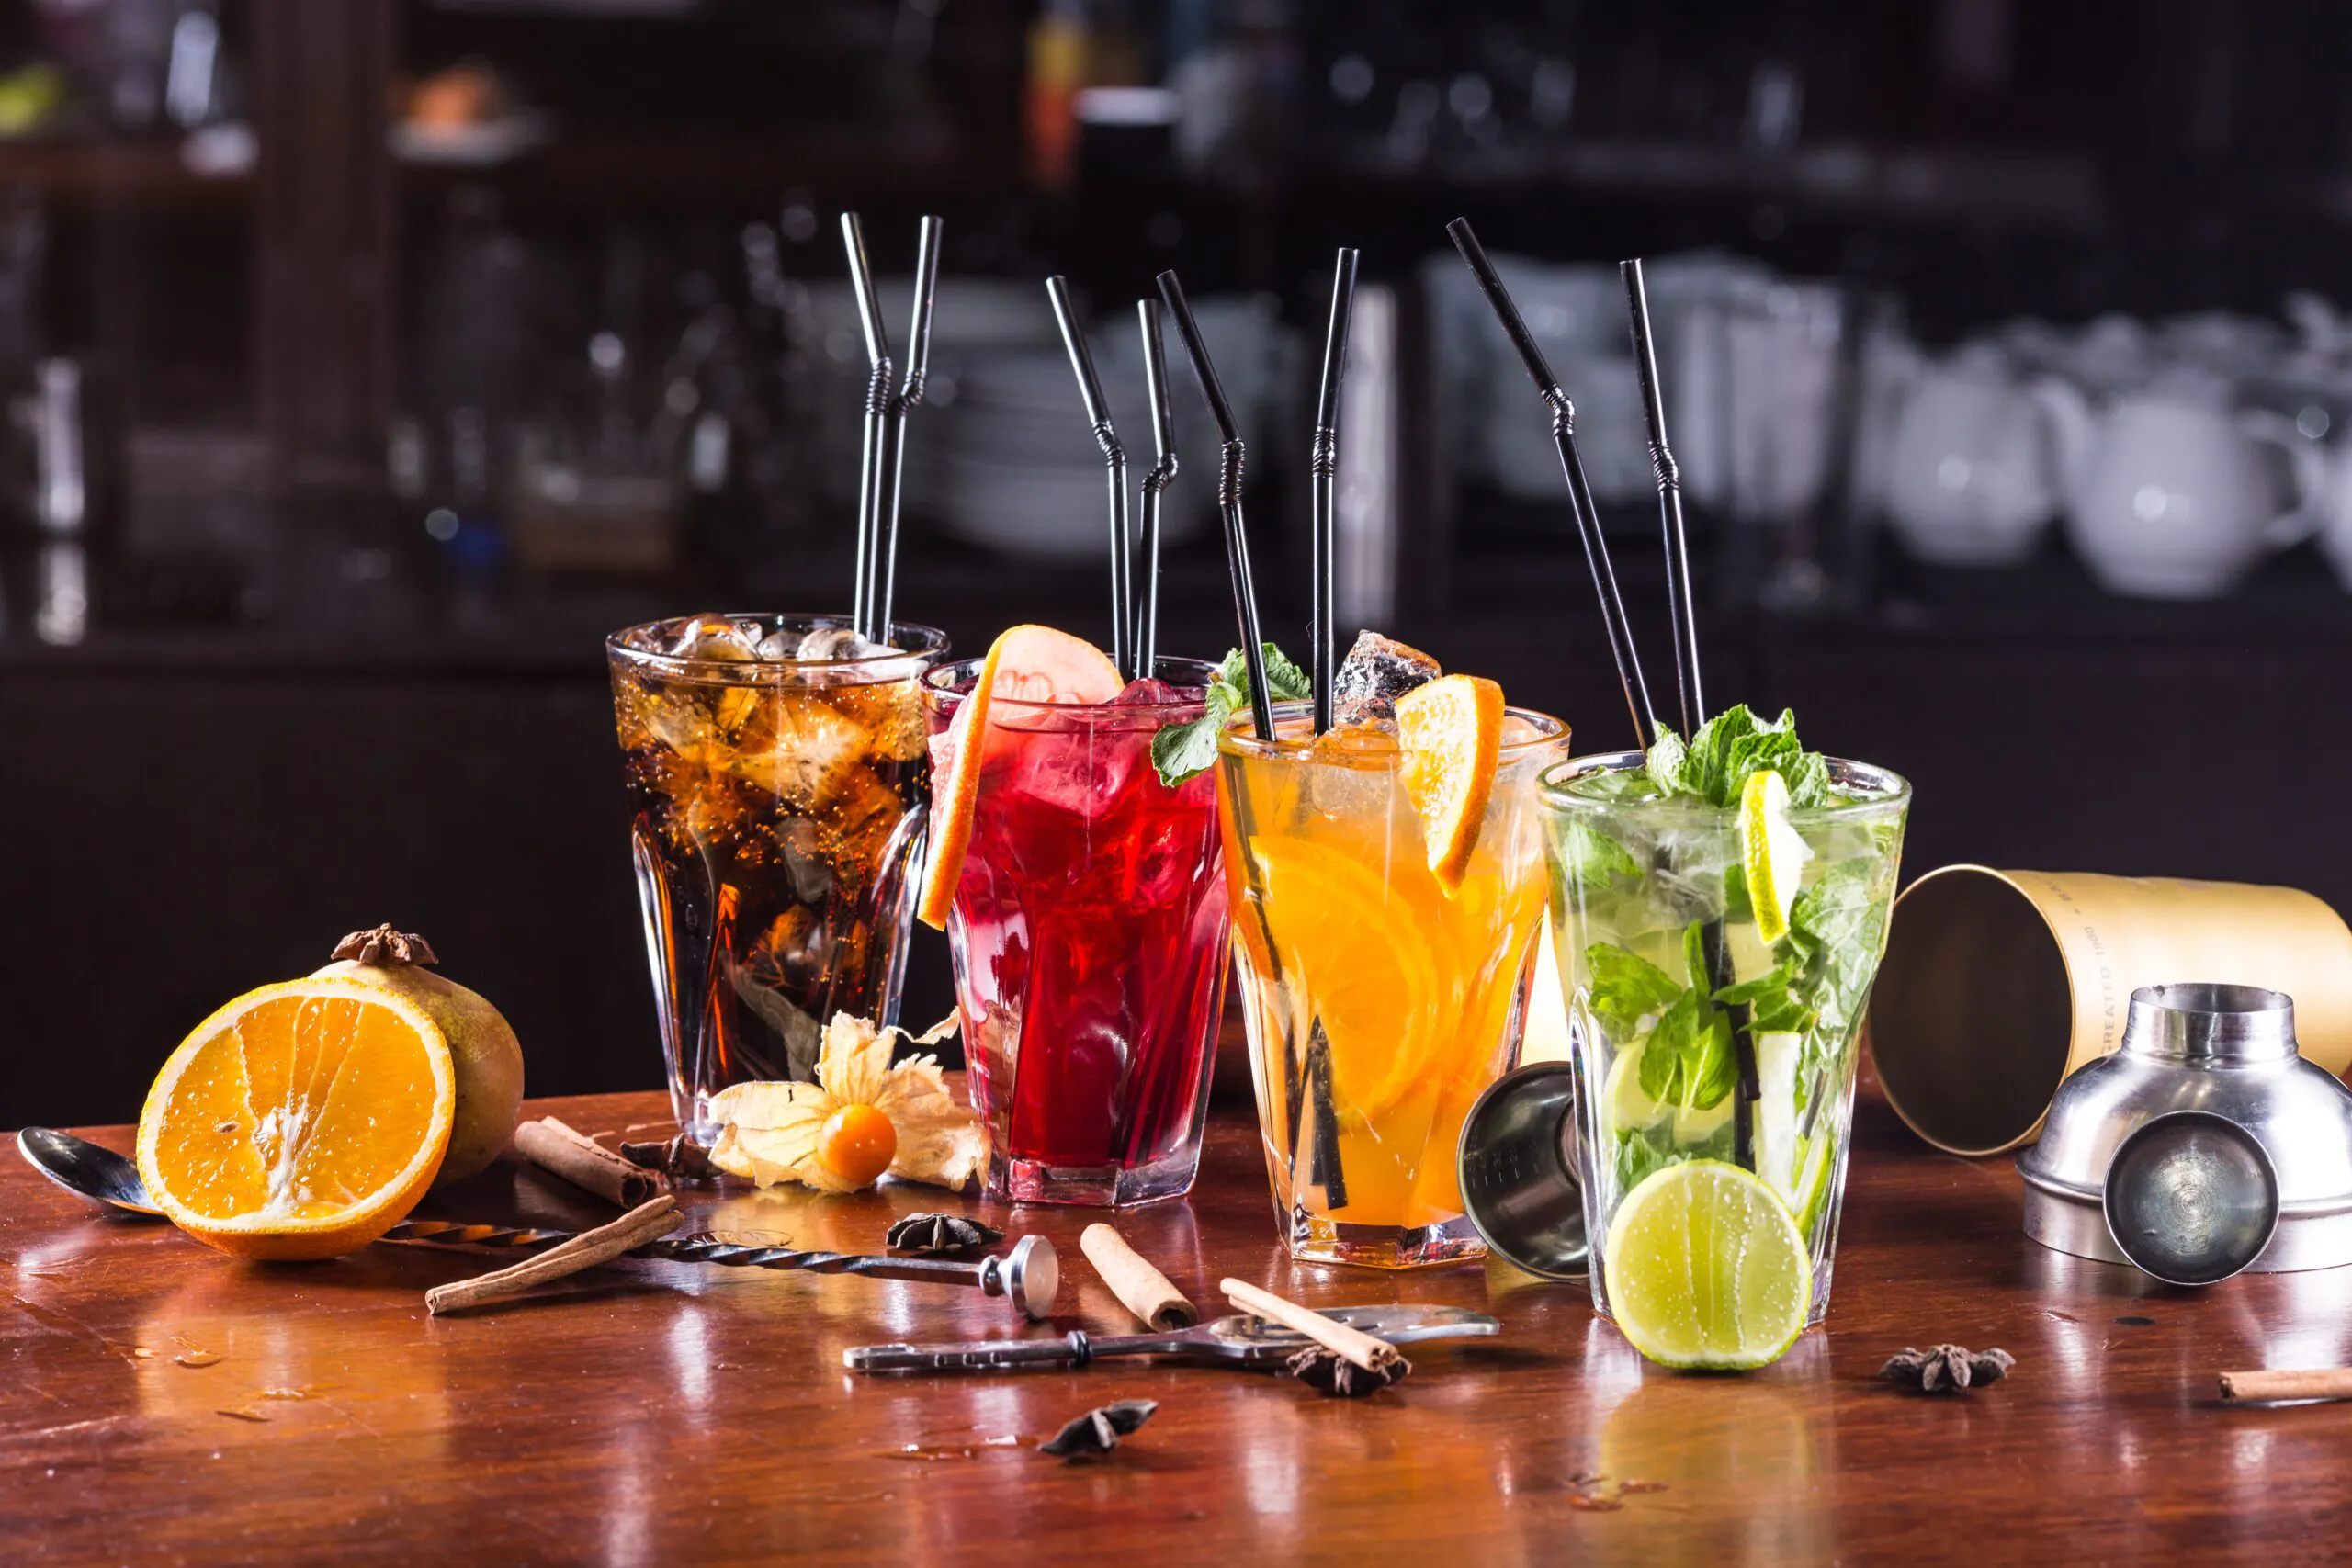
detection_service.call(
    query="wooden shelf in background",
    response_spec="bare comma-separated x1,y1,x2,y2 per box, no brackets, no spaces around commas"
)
0,138,250,209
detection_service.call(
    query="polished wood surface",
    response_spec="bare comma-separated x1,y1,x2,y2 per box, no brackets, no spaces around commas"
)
8,1085,2352,1564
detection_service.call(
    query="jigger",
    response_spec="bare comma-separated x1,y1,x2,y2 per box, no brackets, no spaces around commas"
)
2101,1111,2278,1287
1456,1061,1589,1279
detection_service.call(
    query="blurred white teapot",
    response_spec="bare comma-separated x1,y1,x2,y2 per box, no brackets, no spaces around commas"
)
2043,370,2324,599
1873,343,2074,568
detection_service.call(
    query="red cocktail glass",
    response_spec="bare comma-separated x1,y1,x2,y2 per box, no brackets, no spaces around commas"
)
922,656,1230,1206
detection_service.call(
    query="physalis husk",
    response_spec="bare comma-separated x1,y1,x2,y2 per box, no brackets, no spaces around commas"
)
705,1012,981,1193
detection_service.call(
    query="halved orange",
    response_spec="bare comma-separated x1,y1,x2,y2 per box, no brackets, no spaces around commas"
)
1396,673,1506,893
136,979,456,1260
915,625,1123,928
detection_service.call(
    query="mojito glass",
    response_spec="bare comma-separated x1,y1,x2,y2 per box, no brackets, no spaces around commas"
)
1218,708,1570,1268
1540,750,1909,1324
922,656,1230,1206
608,614,948,1144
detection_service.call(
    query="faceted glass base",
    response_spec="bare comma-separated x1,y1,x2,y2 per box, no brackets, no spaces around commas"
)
987,1144,1203,1207
1279,1207,1488,1269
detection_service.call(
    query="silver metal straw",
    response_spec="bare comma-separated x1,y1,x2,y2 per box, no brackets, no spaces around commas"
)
1157,268,1274,739
870,214,944,644
1136,296,1177,678
1446,218,1657,746
840,211,892,639
1309,248,1360,735
1622,258,1702,739
1046,276,1134,678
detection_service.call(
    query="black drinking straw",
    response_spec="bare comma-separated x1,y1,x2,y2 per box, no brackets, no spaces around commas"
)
1622,257,1703,739
840,212,893,638
1136,297,1177,677
1046,276,1135,679
870,214,944,643
1309,248,1360,736
1446,218,1657,747
1156,268,1274,740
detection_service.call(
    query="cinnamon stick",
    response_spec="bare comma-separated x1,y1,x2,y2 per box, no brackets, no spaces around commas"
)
514,1116,664,1206
1221,1277,1400,1374
1083,1224,1198,1330
2218,1368,2352,1404
425,1196,680,1314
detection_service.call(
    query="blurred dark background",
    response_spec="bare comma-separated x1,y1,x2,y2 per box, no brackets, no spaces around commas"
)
6,0,2352,1124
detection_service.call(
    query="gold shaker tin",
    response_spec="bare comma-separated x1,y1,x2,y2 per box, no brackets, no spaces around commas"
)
1866,866,2352,1156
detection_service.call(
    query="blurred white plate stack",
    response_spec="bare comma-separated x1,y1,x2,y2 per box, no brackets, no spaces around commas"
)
804,278,1290,563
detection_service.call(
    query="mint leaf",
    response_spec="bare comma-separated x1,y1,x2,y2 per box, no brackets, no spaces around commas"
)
1556,818,1643,891
1640,703,1835,809
1647,999,1736,1110
1715,964,1817,1034
1612,1102,1736,1191
1258,642,1312,701
1784,860,1887,1031
1585,942,1683,1038
1781,750,1832,808
1152,642,1305,786
1149,684,1236,786
1629,923,1736,1111
1645,727,1687,795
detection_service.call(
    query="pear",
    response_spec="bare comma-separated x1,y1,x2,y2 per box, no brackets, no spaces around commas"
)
312,925,525,1185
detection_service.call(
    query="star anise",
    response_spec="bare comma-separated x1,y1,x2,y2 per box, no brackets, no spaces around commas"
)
1282,1346,1412,1398
1039,1399,1158,1458
885,1213,1004,1254
617,1134,715,1181
1881,1344,2015,1395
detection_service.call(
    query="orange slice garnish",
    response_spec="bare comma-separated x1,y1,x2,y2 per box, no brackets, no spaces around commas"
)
1396,673,1506,893
136,979,456,1260
915,624,1123,929
1245,835,1452,1126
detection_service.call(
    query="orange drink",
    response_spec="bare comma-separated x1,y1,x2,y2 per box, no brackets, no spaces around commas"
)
1216,701,1568,1268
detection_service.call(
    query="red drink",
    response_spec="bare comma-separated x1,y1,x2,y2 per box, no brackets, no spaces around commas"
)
923,657,1230,1205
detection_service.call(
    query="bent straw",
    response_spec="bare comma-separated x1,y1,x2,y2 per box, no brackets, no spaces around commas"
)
1046,276,1135,678
841,212,893,639
1136,297,1177,676
1309,248,1360,736
1623,257,1702,739
1156,269,1274,739
871,214,944,644
1445,218,1657,747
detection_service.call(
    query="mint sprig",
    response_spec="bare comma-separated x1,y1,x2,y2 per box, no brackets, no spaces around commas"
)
1150,643,1312,785
1645,704,1832,808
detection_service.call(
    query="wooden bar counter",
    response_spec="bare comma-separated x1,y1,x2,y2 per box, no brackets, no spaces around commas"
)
7,1084,2352,1563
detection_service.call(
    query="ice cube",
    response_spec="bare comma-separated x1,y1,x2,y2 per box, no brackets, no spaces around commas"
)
828,679,927,762
999,719,1143,820
671,615,762,662
1112,678,1179,706
728,692,870,809
1332,631,1441,724
1304,722,1401,818
773,625,890,662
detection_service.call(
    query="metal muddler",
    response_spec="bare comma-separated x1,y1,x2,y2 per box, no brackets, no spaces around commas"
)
387,1221,1060,1321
